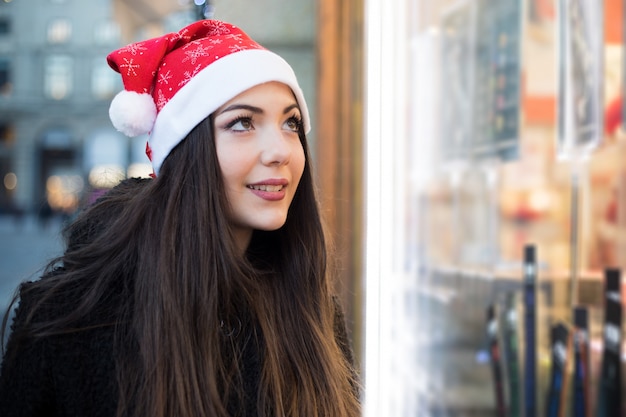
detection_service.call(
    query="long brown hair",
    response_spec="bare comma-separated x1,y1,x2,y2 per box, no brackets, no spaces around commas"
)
3,115,361,417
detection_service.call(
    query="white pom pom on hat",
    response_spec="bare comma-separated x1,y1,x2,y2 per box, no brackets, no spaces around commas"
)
106,20,310,176
109,90,157,137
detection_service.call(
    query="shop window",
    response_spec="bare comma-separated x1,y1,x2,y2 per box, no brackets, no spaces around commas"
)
47,18,71,44
44,55,73,100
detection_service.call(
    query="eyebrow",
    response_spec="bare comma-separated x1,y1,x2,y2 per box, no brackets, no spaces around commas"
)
218,103,300,115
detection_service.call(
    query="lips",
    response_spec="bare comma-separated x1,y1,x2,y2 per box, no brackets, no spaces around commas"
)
246,179,288,201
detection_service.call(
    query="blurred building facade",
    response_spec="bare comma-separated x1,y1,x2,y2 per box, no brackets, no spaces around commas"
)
1,0,123,216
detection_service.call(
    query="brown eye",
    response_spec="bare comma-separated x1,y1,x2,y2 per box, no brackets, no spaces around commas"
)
228,117,254,132
284,116,302,132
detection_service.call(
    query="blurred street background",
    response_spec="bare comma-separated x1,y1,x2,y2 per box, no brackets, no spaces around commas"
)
0,214,64,333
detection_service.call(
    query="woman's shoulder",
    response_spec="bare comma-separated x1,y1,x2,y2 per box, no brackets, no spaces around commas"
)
1,275,119,417
12,270,65,322
10,267,128,336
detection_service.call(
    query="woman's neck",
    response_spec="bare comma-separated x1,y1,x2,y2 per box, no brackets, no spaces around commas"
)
232,227,253,255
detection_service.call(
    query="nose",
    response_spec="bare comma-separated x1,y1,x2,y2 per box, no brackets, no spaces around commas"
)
260,126,292,166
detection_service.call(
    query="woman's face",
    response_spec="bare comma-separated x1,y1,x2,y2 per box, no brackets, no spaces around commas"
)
213,81,306,250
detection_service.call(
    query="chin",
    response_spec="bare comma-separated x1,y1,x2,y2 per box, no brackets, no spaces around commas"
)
255,219,288,232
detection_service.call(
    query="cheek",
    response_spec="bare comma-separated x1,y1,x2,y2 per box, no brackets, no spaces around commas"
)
218,159,249,191
216,142,250,181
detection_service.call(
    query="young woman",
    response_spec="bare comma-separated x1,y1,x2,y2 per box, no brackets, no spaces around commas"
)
0,20,361,417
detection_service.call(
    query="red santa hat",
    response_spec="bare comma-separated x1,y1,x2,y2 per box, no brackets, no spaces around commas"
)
107,20,311,175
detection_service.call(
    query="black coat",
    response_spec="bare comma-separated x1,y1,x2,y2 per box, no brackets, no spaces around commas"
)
0,281,356,417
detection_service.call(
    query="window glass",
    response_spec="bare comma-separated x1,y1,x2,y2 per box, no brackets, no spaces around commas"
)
0,123,14,146
94,20,120,45
0,17,10,35
92,57,119,99
48,18,72,44
0,57,10,96
44,55,73,100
